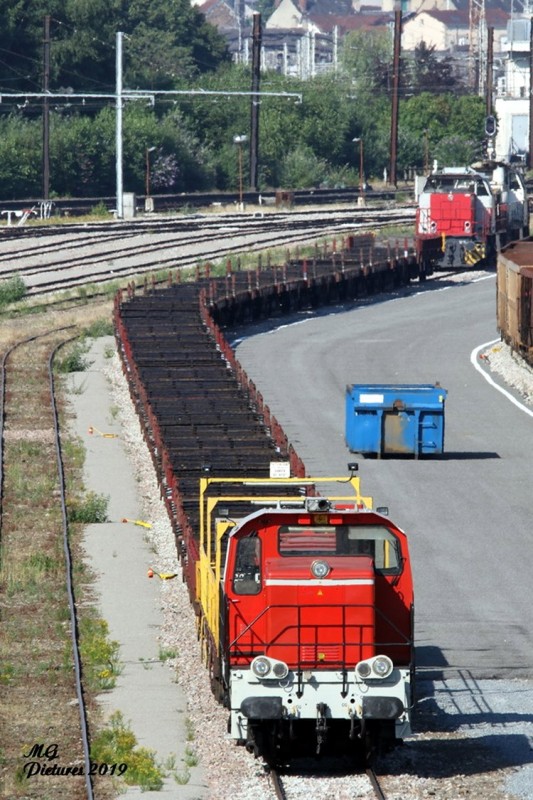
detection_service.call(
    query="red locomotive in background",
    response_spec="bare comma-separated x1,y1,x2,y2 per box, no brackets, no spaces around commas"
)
415,161,529,273
197,472,414,763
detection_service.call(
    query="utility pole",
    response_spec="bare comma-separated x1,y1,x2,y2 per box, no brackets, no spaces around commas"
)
486,26,494,117
389,5,401,188
43,15,51,201
529,17,533,168
469,0,486,93
249,13,261,192
116,32,124,219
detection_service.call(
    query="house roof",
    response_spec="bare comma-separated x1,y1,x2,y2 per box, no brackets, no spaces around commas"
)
415,7,509,29
305,11,392,33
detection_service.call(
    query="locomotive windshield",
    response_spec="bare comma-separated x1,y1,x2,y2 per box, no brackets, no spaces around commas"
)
233,536,261,595
423,175,489,196
278,524,402,574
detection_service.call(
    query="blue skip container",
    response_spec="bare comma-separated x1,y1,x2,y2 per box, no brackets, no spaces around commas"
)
345,383,447,457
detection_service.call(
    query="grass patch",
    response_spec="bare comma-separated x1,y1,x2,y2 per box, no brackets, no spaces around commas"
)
85,318,114,338
6,441,58,503
0,663,18,686
158,646,177,662
2,553,63,598
61,436,85,471
91,711,165,791
67,490,109,523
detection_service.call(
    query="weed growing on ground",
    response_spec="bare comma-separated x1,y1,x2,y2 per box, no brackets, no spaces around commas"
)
78,616,122,691
91,711,165,791
174,768,191,785
184,745,199,767
158,646,177,662
67,490,109,523
55,340,92,373
185,717,195,741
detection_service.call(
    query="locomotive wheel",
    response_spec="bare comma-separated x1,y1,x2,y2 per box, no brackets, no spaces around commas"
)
247,721,290,766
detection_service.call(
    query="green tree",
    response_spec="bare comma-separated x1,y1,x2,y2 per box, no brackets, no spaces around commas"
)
124,0,231,86
0,0,230,99
340,29,392,95
47,103,215,197
0,114,42,198
403,42,460,97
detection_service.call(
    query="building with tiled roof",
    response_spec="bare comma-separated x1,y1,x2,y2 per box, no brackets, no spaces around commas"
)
402,7,510,52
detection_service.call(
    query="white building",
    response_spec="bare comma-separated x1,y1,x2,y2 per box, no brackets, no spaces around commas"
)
494,17,531,163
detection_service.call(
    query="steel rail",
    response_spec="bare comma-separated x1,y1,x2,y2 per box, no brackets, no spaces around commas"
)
49,333,95,800
269,768,287,800
366,766,387,799
0,326,93,799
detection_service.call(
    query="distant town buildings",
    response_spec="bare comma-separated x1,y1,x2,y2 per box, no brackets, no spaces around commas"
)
197,0,531,163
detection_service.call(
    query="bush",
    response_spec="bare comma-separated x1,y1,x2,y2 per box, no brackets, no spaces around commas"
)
0,275,27,307
91,201,110,217
56,341,92,373
68,491,109,523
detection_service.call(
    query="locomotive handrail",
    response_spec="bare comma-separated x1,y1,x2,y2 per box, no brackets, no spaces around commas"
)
228,602,413,655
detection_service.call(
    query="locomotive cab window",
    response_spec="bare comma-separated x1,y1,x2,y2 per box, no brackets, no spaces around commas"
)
278,524,402,575
233,535,261,595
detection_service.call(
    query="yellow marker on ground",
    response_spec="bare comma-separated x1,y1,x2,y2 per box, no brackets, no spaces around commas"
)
122,518,152,529
88,426,118,439
147,568,177,580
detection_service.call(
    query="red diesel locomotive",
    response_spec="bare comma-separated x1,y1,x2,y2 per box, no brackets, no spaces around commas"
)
196,472,414,763
415,161,529,272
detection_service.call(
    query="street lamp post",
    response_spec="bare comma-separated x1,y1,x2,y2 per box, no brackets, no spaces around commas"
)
233,134,247,210
353,137,365,205
145,146,156,212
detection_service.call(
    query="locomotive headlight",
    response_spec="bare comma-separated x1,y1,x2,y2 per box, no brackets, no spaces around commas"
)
311,559,330,579
272,661,289,679
372,655,393,679
251,656,271,678
356,661,372,679
355,655,394,681
251,656,289,681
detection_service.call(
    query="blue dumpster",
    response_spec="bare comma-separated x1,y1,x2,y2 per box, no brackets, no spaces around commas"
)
345,383,447,457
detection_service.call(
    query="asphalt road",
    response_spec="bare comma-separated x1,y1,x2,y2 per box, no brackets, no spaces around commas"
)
233,274,533,681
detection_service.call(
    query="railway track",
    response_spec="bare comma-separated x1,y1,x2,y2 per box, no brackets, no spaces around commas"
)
269,765,389,799
0,206,415,296
0,327,94,800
